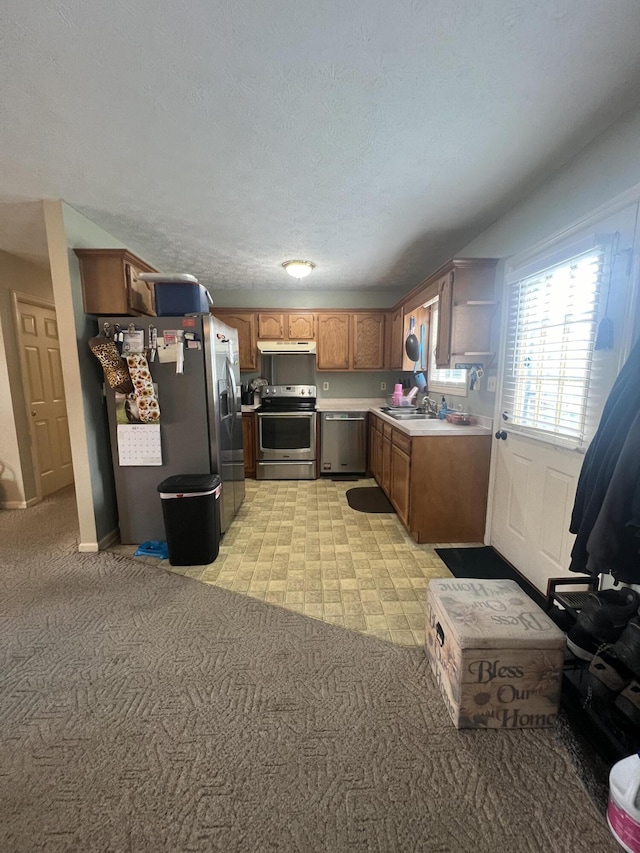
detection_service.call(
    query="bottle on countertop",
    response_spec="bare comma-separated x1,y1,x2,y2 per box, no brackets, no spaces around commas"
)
438,396,449,419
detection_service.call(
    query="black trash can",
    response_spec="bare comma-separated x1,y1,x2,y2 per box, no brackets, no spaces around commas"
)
157,474,221,566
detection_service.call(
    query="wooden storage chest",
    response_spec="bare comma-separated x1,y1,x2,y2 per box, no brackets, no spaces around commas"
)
426,578,565,729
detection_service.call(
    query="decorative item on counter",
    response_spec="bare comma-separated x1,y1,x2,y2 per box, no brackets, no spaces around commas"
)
88,324,134,394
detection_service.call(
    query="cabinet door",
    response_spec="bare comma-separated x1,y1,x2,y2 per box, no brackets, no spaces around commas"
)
126,262,157,316
391,443,411,526
287,312,315,340
317,314,350,370
242,413,256,478
74,248,157,316
352,313,385,369
381,434,392,495
386,309,404,370
220,313,257,370
368,423,377,479
435,272,454,367
258,312,285,340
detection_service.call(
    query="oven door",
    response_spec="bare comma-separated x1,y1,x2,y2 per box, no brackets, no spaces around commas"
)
256,411,317,462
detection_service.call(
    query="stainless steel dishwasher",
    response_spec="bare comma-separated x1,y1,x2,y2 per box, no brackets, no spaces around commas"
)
320,411,368,474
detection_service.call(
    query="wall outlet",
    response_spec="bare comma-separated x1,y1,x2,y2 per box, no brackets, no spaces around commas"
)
323,381,329,391
380,382,386,391
487,376,497,393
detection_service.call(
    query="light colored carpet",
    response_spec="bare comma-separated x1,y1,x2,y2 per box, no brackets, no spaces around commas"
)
0,488,616,852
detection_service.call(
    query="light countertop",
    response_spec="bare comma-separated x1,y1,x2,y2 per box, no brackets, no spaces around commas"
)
371,407,492,437
243,397,492,436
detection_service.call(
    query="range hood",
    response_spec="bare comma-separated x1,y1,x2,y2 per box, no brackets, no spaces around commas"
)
258,341,316,354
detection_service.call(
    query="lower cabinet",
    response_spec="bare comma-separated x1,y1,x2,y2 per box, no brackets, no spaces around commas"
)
369,414,491,543
390,442,410,527
242,413,256,478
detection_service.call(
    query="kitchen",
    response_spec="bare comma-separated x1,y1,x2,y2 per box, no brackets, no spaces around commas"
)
217,256,497,546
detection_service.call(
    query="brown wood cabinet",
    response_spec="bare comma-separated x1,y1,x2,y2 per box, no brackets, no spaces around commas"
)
74,248,158,316
214,311,258,370
242,413,256,478
386,308,404,370
218,308,387,373
434,260,498,368
257,311,316,341
258,312,285,339
287,312,315,340
316,311,386,371
368,413,491,543
317,313,350,370
352,313,385,370
390,441,411,526
390,257,498,370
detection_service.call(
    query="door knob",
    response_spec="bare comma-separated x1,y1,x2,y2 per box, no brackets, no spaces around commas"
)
31,411,36,416
494,430,507,440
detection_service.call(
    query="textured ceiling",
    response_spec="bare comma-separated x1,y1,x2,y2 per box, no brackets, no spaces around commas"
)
1,1,640,293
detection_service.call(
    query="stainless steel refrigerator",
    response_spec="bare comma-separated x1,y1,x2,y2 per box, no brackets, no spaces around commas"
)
100,314,245,544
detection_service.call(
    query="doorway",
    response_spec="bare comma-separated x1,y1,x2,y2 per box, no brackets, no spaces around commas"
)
14,294,74,498
488,202,639,594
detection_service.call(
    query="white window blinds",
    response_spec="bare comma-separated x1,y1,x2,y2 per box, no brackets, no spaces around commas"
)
503,246,604,447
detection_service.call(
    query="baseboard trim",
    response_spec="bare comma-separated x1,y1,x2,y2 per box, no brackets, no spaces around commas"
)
0,496,40,509
78,542,99,553
0,500,28,510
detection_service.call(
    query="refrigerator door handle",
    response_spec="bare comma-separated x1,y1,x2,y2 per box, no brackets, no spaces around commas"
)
226,358,238,427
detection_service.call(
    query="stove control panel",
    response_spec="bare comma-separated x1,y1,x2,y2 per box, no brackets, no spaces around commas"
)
261,385,317,398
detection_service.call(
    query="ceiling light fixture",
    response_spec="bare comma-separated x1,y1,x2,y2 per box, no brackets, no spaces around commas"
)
282,260,315,279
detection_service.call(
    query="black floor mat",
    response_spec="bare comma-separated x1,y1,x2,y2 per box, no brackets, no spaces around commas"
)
346,487,395,514
434,546,545,609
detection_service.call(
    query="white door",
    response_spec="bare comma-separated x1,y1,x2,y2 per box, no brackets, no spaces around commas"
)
16,299,74,497
489,203,638,594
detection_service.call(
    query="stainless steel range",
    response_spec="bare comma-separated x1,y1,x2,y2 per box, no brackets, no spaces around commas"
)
255,385,317,480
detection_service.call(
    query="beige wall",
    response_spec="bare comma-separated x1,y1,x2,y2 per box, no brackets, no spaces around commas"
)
0,250,54,506
44,201,130,550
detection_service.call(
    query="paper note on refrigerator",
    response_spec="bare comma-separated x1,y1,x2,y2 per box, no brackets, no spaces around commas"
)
117,424,163,466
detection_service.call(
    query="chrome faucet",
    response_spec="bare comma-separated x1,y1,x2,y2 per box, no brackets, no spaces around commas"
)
417,393,439,416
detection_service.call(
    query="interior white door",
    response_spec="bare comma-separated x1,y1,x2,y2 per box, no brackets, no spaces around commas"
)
17,300,74,497
489,203,638,594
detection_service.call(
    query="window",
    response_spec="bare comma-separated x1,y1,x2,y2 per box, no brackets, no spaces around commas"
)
503,245,605,447
427,303,467,396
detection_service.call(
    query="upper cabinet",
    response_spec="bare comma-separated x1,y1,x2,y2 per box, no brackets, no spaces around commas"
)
317,313,350,370
386,308,404,371
352,313,385,370
316,311,386,370
287,312,315,340
74,248,158,316
434,259,498,368
258,312,285,339
257,311,316,341
395,258,498,370
215,311,258,370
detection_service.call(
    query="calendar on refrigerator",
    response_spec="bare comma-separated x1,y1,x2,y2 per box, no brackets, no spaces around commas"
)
117,424,163,466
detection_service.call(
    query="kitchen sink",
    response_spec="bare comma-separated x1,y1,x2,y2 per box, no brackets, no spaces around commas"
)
381,409,437,421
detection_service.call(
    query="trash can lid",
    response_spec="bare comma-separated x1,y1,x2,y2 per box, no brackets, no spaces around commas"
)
157,474,221,494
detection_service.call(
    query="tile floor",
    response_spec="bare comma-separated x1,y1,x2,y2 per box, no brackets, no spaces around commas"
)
115,478,470,646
